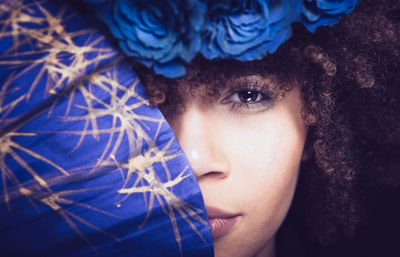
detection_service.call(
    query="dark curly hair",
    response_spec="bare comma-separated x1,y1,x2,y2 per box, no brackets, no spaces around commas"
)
132,0,400,251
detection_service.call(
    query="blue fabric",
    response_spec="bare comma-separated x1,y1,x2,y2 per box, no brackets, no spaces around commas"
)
0,1,213,256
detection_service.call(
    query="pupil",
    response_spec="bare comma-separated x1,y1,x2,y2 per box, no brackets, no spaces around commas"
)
239,90,257,102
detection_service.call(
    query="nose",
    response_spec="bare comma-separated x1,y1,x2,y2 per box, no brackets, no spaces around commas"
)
167,103,230,180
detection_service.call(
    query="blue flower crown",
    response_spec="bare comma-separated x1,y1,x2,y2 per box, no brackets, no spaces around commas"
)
84,0,361,78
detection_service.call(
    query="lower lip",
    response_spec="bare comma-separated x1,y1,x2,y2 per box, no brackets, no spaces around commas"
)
208,216,239,239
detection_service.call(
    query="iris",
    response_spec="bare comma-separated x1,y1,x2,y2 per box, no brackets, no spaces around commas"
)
238,90,260,103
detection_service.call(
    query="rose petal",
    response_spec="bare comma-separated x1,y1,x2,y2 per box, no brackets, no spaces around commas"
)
302,0,360,32
302,5,323,22
153,60,186,78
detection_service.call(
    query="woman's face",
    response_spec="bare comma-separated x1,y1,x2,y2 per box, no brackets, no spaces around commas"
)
165,74,308,257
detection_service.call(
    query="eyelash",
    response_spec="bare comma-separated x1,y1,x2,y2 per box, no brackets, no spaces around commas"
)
221,81,276,112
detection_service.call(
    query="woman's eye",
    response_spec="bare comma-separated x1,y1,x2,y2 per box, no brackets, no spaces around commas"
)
221,89,275,112
236,90,263,103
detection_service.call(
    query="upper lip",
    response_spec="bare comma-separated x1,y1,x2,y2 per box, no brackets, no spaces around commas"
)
206,206,240,219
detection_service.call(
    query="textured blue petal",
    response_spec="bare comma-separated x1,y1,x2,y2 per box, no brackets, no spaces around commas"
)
302,0,361,32
302,5,322,22
153,60,186,78
125,35,173,61
229,13,261,27
235,27,292,61
268,0,289,23
303,15,341,32
136,28,164,47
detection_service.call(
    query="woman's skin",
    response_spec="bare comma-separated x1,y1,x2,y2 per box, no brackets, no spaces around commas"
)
166,75,308,257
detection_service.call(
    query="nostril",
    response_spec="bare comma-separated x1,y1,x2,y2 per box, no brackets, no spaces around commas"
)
194,169,229,181
205,171,227,179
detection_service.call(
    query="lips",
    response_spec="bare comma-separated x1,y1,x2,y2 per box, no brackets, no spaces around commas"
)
206,206,240,239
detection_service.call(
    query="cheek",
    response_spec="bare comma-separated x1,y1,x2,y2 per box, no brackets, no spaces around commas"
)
216,89,307,222
228,116,304,208
223,104,306,191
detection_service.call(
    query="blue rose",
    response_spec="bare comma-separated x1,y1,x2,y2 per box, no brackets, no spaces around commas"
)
302,0,361,32
200,0,302,61
89,0,206,78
